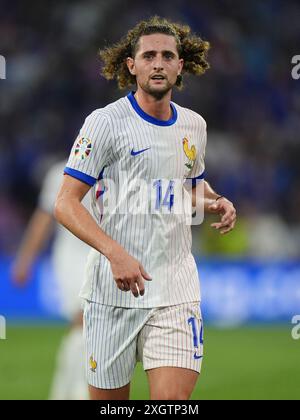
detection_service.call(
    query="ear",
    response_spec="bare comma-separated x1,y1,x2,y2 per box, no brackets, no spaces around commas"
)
126,57,136,75
178,58,184,76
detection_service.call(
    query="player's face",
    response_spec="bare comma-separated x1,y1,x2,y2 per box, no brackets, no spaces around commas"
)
127,34,183,99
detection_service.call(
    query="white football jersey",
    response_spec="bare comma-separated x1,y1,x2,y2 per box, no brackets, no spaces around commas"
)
65,92,207,308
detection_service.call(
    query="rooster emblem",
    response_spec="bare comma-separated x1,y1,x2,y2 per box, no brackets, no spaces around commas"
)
90,356,97,373
183,137,197,170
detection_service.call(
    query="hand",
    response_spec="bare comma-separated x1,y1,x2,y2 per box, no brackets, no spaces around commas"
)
11,261,31,287
208,197,237,235
108,244,152,297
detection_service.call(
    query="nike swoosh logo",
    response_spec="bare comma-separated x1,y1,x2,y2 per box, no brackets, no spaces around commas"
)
131,147,151,156
194,353,203,360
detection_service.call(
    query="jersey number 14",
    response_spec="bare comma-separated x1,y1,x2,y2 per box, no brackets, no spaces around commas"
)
153,180,175,211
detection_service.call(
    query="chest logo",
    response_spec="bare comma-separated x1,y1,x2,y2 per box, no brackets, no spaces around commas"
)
183,137,197,170
90,356,97,372
131,147,151,156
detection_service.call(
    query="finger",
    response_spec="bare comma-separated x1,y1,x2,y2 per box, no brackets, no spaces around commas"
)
130,280,140,298
211,216,236,229
212,222,230,233
221,213,231,223
211,222,229,229
116,280,130,292
116,280,124,291
219,218,234,227
122,281,131,292
211,222,222,229
221,208,236,222
220,220,236,234
140,265,152,281
220,226,233,234
136,275,145,296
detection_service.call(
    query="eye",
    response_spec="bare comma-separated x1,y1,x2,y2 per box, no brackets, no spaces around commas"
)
164,53,174,60
143,53,154,60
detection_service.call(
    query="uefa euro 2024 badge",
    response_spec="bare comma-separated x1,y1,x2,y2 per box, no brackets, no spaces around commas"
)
74,137,92,160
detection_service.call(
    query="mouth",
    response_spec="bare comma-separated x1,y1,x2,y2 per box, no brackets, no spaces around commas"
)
150,74,166,81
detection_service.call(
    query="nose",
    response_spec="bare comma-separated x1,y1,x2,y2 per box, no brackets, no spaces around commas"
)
153,55,164,71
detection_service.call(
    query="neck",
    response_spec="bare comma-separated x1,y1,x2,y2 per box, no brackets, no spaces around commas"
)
134,88,172,121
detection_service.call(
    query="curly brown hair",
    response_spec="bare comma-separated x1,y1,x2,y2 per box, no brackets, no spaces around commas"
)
99,16,210,90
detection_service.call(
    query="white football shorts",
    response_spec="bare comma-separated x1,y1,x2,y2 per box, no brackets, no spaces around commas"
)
83,300,204,389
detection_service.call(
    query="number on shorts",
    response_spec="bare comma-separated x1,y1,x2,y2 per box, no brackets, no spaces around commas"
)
188,317,203,347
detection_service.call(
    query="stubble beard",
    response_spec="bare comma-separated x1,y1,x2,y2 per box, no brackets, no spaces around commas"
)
141,78,174,101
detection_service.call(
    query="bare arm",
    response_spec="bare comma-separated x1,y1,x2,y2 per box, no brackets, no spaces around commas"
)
192,180,237,235
54,175,151,297
12,209,54,286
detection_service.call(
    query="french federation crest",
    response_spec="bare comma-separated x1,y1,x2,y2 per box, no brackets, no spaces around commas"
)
89,356,97,372
183,137,197,170
74,137,92,160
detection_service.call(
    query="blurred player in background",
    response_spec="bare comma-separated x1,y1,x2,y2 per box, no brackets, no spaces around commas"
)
12,160,90,400
55,16,236,400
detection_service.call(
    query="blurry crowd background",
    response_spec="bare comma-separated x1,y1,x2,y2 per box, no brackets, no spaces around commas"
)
1,0,300,259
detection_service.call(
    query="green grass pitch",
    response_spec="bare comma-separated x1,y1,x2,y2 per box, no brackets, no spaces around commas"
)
0,324,299,400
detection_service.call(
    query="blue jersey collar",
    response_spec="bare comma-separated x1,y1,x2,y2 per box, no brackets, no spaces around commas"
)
127,91,177,126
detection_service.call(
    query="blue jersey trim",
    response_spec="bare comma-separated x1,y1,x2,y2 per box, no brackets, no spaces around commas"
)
64,167,96,186
187,171,205,181
127,91,177,126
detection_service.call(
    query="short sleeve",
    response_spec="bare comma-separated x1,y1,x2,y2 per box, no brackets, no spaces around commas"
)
185,117,207,189
64,111,111,186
